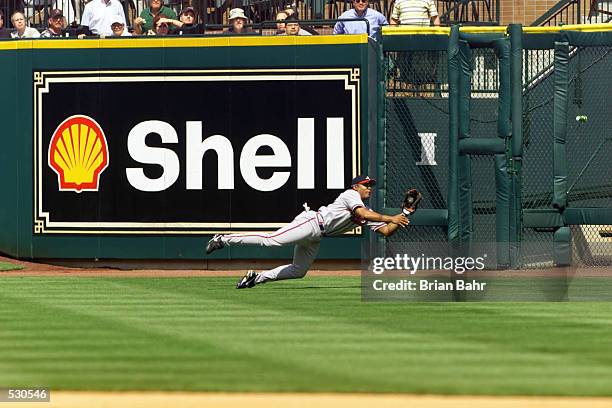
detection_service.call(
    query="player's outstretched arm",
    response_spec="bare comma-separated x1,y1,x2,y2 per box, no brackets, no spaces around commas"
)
353,208,409,237
375,221,406,237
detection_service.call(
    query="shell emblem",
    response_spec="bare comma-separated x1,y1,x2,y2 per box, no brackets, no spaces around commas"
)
48,115,109,193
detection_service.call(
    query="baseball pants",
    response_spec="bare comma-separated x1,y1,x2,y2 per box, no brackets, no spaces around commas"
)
220,210,323,284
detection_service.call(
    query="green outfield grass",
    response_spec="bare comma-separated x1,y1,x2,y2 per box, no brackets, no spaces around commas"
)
0,261,24,271
1,276,611,396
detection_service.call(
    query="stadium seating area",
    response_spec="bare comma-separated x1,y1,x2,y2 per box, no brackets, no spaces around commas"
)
0,0,608,38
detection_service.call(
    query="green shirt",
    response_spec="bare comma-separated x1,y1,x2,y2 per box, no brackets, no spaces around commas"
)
139,5,178,32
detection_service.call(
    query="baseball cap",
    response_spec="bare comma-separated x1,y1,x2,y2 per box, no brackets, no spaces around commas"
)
110,15,124,25
49,8,63,18
350,175,376,186
180,6,195,16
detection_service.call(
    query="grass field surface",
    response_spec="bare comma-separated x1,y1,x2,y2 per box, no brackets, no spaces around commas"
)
1,276,611,396
0,261,24,271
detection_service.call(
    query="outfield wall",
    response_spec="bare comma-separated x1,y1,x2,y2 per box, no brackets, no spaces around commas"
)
0,35,378,260
2,26,611,265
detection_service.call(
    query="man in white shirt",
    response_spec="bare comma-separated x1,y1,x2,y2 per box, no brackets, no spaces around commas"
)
390,0,440,26
81,0,126,36
10,11,41,38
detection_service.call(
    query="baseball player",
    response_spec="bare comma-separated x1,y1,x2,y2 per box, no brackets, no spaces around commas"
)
206,175,410,289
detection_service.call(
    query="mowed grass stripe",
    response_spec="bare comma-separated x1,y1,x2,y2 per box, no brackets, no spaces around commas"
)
0,278,384,392
123,277,612,373
1,277,612,395
68,281,609,396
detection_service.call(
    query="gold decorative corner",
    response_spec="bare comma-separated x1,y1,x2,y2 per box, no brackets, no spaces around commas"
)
355,226,362,235
34,220,44,234
351,68,360,82
33,72,44,86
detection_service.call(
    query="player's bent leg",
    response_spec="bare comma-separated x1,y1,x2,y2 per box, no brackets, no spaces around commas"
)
255,242,320,284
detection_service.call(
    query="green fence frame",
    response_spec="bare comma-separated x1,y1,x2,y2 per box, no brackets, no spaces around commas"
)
381,24,612,268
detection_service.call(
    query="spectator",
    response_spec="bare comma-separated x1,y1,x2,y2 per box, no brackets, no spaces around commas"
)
390,0,440,26
275,10,288,34
276,10,313,36
0,10,10,38
41,9,65,37
81,0,126,36
284,14,311,36
10,11,40,38
0,1,26,26
333,0,387,39
224,8,251,35
110,14,131,36
285,14,300,35
143,13,170,35
390,0,440,97
161,7,204,35
133,0,177,35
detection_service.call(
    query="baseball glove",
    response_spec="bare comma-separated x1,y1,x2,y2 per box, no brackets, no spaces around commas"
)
401,189,422,215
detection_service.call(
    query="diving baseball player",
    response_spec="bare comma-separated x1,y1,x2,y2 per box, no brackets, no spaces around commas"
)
206,175,410,289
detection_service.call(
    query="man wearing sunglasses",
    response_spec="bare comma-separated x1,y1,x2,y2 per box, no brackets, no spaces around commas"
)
333,0,388,39
41,9,65,37
206,175,410,289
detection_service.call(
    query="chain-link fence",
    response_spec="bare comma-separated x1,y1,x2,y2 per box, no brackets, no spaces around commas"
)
566,46,612,266
521,48,556,267
384,50,449,251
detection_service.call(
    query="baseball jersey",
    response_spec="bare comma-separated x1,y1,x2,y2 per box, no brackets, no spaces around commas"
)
391,0,438,26
317,189,385,237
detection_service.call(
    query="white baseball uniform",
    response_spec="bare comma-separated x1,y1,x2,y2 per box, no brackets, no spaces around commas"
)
219,189,385,284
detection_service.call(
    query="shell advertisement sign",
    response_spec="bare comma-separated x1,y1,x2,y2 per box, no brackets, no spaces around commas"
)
33,69,361,234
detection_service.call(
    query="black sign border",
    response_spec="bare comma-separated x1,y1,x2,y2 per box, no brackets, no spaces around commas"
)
33,68,361,234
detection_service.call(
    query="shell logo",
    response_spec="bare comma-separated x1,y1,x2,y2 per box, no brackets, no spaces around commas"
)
48,115,109,193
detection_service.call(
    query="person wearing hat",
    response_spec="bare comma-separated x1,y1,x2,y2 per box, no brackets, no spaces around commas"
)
157,7,204,35
282,13,313,36
133,0,177,35
41,9,65,37
109,14,131,36
206,175,410,289
224,8,251,35
10,11,41,38
80,0,126,36
274,10,288,34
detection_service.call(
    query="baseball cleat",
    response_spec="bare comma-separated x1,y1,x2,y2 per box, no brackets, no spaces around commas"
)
206,234,225,254
236,270,258,289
